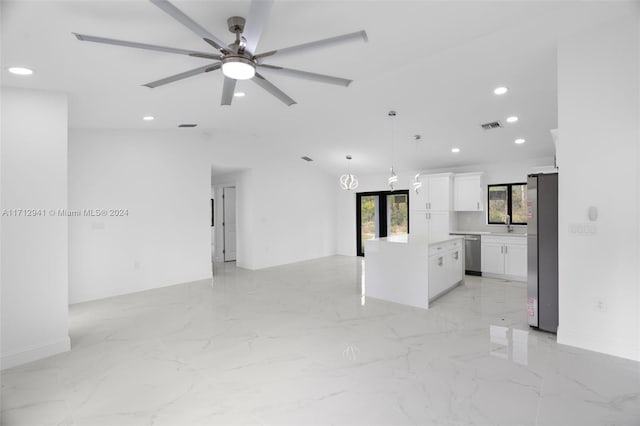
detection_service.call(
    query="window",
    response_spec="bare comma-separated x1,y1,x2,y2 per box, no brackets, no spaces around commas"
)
488,183,527,225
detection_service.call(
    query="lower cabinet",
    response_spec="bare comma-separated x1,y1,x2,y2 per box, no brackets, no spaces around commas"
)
481,236,527,280
428,239,464,300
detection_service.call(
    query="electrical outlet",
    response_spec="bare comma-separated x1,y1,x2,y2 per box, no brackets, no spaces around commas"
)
134,260,141,271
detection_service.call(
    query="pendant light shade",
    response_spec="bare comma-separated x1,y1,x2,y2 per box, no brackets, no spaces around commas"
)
412,173,422,193
388,110,397,190
388,166,398,190
339,155,359,190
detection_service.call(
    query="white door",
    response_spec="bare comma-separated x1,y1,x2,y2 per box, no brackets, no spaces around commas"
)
223,187,236,261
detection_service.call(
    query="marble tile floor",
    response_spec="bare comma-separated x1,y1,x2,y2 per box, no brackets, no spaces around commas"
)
1,256,639,426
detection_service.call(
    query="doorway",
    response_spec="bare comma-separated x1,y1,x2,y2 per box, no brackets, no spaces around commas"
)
356,190,409,256
223,186,236,261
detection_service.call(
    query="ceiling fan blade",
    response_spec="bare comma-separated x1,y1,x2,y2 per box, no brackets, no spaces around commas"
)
257,64,352,87
254,30,368,61
143,63,221,88
252,72,296,106
189,52,224,60
73,33,220,58
221,77,237,106
149,0,231,53
242,0,274,55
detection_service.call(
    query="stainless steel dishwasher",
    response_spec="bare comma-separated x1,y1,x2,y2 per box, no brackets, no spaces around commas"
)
464,235,482,276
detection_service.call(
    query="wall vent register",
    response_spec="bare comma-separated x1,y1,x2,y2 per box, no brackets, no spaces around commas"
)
481,121,503,130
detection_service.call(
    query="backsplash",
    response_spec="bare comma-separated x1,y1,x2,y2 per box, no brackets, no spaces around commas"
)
454,211,527,234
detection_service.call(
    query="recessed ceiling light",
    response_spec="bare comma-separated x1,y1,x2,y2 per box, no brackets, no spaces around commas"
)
234,92,245,97
8,67,33,75
506,116,519,123
494,86,508,95
143,116,154,121
514,138,526,144
451,148,460,153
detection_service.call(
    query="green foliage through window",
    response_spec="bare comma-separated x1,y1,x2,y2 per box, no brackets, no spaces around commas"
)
488,183,527,225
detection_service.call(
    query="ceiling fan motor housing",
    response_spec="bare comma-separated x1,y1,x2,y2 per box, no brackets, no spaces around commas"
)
227,16,246,34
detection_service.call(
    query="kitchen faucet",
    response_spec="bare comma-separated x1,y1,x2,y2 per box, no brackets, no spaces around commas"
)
506,214,513,233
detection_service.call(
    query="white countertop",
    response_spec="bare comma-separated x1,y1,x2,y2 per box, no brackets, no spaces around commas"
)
450,231,527,237
369,234,463,246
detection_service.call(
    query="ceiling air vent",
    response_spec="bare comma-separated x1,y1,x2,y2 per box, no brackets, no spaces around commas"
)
481,121,502,130
178,123,198,128
301,156,314,162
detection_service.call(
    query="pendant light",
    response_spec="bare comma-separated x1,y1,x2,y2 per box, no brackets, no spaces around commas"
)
339,155,359,190
412,173,422,193
388,110,397,190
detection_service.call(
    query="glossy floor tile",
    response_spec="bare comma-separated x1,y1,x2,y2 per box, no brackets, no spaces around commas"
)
1,256,639,425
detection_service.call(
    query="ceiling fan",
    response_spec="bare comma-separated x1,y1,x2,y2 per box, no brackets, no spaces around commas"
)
73,0,368,106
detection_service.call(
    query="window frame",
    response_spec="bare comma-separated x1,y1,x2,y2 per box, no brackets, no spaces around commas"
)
356,190,410,257
487,182,527,225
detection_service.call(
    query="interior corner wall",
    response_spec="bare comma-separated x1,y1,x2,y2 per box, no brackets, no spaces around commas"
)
557,14,640,361
1,88,70,369
234,163,336,270
68,129,212,304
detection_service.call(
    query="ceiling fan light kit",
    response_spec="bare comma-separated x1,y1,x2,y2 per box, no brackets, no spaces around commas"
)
221,57,256,80
73,0,367,106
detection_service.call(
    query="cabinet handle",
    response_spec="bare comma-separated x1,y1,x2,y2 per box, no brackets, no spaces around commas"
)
453,251,459,260
438,257,443,266
477,201,480,210
505,245,508,254
501,246,503,254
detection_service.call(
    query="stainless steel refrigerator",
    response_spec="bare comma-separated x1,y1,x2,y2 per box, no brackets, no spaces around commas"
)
527,173,558,333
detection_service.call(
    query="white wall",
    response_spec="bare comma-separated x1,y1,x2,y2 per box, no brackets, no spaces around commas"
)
1,88,70,369
557,14,640,361
214,163,336,270
68,129,212,304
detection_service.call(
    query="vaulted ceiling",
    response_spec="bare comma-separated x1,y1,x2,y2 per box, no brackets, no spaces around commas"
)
1,1,629,175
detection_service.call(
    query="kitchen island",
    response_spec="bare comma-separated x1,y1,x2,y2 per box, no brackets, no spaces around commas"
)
364,235,464,309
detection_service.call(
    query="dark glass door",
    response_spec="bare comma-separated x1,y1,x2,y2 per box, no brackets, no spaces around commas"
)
356,190,409,256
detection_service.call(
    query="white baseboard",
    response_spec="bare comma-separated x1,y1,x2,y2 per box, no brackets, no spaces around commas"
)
1,336,71,370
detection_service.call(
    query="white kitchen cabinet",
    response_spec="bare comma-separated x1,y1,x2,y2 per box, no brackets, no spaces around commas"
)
410,173,453,239
447,246,464,284
481,240,505,274
428,253,447,298
454,172,484,211
504,243,527,277
425,173,453,211
481,235,527,281
428,238,464,300
410,210,451,241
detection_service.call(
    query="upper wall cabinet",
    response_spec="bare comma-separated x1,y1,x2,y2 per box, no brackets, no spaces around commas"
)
410,173,453,211
454,172,484,211
426,173,453,211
